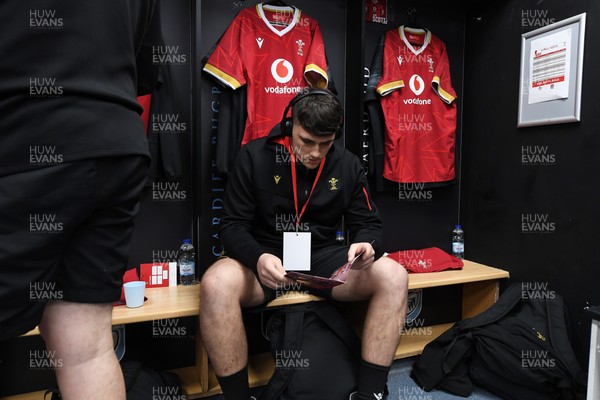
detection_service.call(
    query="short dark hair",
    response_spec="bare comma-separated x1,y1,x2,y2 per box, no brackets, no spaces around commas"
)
292,91,343,136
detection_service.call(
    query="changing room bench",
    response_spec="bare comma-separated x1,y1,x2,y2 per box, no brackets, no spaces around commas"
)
3,259,508,399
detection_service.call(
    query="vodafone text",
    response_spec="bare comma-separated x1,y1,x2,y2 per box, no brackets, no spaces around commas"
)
403,98,432,105
264,86,304,95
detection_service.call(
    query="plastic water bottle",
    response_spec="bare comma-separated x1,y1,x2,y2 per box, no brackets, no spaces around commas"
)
335,230,345,244
178,239,196,286
452,225,465,259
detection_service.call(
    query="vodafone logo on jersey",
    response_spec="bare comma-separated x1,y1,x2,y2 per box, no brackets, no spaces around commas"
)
265,58,303,95
404,74,432,105
408,74,425,96
271,58,294,83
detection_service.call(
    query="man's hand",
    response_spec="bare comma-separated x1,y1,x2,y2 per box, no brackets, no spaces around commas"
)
256,253,293,290
347,242,375,270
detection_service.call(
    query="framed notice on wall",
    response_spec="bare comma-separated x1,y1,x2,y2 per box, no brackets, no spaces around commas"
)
517,13,586,127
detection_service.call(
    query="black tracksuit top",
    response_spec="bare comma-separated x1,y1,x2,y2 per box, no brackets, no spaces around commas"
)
220,129,384,273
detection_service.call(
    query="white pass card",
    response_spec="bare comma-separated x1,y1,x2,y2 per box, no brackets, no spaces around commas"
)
283,232,311,271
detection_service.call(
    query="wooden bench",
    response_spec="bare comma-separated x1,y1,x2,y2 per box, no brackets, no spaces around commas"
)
2,259,508,399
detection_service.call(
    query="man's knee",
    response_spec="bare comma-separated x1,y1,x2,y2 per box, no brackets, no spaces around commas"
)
372,256,408,294
39,302,114,361
200,258,249,302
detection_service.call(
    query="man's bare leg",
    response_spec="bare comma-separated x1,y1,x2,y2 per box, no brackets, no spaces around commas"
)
333,255,408,398
199,258,265,399
39,301,124,400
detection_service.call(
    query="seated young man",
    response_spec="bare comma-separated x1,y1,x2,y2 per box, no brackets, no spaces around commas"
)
200,89,408,400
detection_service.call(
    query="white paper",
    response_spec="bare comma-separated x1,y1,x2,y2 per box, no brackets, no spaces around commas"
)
168,262,177,287
528,28,571,104
283,232,311,271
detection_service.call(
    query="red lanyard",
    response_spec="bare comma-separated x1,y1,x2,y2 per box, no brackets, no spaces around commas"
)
284,136,326,227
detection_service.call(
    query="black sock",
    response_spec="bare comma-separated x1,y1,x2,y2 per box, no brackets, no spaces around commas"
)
356,359,390,400
215,366,250,400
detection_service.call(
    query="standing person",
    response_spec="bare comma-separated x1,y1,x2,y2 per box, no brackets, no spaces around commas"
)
200,89,408,400
0,1,160,398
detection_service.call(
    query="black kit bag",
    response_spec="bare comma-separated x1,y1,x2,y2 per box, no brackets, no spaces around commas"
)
411,282,587,399
121,361,184,400
259,301,361,400
43,361,184,400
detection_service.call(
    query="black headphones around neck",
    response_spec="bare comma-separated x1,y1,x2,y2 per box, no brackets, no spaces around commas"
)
279,88,344,139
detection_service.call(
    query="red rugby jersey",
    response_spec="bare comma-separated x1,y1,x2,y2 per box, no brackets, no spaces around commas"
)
376,26,457,183
203,3,328,145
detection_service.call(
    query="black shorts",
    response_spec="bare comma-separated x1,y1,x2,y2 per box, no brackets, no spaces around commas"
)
0,157,148,340
257,245,350,304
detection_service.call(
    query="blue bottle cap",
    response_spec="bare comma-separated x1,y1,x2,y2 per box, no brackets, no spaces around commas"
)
455,225,461,229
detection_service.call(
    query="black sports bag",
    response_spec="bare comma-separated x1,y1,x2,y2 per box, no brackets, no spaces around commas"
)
411,282,587,399
44,361,184,400
259,301,361,400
